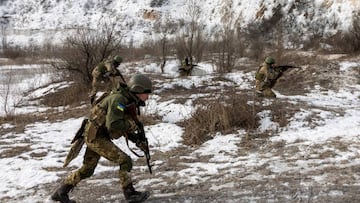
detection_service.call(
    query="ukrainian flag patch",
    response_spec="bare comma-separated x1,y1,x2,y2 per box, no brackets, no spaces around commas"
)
116,103,125,111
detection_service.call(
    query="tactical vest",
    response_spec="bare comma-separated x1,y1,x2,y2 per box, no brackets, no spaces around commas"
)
86,85,142,142
86,92,108,142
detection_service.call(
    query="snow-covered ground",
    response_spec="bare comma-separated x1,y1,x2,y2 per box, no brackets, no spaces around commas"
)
1,56,360,202
1,0,360,202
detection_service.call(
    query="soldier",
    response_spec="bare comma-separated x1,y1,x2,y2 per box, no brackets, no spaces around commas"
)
90,55,124,105
255,56,299,98
178,57,193,76
51,74,153,203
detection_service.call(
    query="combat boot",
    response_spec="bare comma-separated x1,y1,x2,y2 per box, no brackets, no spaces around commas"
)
123,183,150,203
51,183,76,203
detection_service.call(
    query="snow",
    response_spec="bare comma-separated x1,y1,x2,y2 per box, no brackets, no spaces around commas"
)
192,132,242,162
272,108,360,143
0,64,54,116
1,56,360,202
1,0,360,202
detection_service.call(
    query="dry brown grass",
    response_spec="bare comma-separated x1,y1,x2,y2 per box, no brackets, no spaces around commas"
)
0,41,56,65
182,93,260,146
0,104,89,137
39,83,89,107
267,100,300,128
178,75,304,146
139,113,161,126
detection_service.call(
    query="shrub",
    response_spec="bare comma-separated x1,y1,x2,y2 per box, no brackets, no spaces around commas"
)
150,0,168,7
40,83,89,107
51,22,123,85
182,93,260,146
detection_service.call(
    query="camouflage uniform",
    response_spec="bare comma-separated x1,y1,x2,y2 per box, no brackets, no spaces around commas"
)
179,57,193,76
52,74,152,203
255,57,284,98
90,57,123,103
65,87,141,188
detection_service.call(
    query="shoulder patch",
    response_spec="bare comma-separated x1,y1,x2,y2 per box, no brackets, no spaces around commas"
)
116,103,126,111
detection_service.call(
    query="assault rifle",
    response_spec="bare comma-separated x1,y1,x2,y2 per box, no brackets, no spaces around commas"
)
103,69,126,84
125,103,152,174
178,64,199,77
274,65,301,72
134,122,152,174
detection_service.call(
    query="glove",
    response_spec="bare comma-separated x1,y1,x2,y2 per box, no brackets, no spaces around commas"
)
90,95,95,105
127,120,139,133
103,71,112,78
136,140,148,152
263,79,272,87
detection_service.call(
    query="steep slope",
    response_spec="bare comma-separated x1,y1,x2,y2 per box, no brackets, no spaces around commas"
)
0,0,359,46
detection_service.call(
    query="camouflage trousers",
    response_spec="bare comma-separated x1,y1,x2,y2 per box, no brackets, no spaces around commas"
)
64,133,133,189
256,88,277,98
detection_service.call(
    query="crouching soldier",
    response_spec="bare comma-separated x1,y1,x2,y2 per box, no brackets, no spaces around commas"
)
178,57,193,76
255,56,299,98
51,74,153,203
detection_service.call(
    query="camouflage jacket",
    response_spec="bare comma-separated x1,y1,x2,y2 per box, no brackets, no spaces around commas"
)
90,60,121,98
91,86,141,140
92,60,119,79
255,63,284,91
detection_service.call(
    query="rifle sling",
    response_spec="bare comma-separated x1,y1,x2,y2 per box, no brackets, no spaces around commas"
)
124,133,144,158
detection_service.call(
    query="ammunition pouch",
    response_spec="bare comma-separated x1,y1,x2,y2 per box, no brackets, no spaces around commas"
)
86,121,98,143
109,129,126,139
255,72,264,80
87,104,107,142
86,122,111,142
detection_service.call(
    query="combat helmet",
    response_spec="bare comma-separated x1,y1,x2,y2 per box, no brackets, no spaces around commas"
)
113,55,123,64
265,56,275,65
128,74,152,94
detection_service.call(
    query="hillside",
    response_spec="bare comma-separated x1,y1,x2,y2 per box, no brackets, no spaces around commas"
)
0,0,359,46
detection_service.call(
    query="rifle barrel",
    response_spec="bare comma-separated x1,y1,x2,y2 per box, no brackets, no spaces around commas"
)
146,153,152,174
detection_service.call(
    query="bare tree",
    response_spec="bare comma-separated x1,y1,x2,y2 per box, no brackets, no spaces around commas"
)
52,21,123,85
153,15,177,73
1,25,22,59
175,0,206,65
214,25,237,73
1,25,7,55
1,68,13,116
0,67,24,117
208,1,248,73
337,10,360,53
